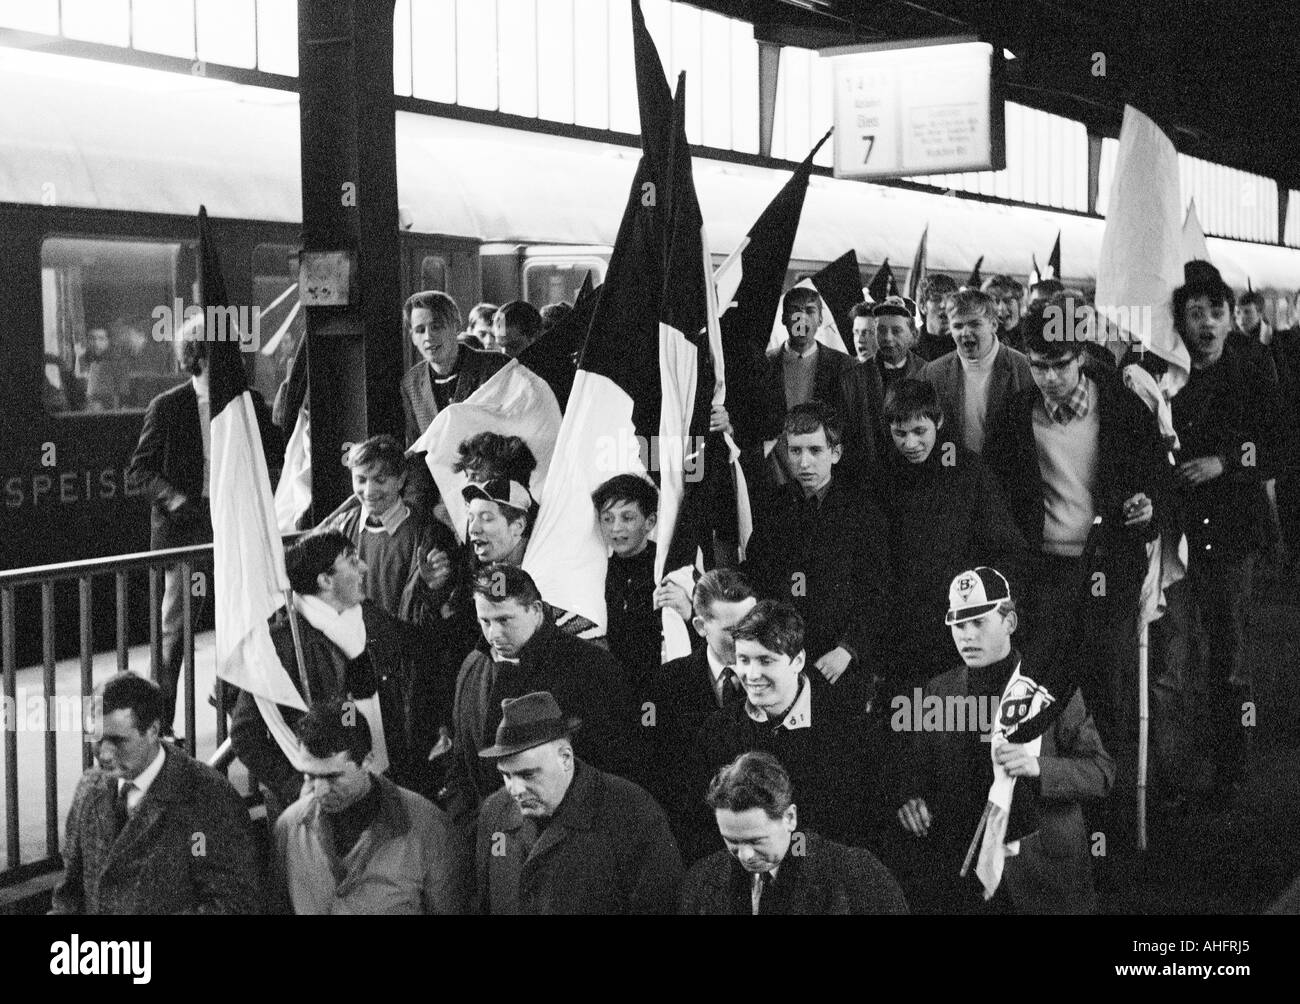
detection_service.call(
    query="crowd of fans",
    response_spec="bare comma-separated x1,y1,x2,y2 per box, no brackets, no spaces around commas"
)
69,265,1297,915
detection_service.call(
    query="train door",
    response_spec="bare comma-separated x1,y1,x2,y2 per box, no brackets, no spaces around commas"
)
399,235,480,370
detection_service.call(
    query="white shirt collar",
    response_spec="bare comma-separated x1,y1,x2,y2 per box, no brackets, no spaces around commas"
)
745,674,813,730
122,744,166,800
361,501,410,535
782,340,819,361
191,375,210,402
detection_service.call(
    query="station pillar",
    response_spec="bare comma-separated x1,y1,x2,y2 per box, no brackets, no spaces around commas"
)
298,0,403,520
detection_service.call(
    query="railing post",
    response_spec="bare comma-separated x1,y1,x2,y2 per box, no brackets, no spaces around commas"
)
182,561,195,750
41,582,59,857
116,571,129,674
3,588,19,870
79,577,93,772
149,566,162,684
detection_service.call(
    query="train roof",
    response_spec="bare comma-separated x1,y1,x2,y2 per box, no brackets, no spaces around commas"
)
2,48,1297,291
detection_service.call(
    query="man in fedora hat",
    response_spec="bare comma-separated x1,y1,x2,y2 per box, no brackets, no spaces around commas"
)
474,691,683,915
893,568,1113,915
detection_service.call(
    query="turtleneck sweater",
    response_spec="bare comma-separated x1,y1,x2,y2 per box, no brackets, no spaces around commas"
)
957,338,999,454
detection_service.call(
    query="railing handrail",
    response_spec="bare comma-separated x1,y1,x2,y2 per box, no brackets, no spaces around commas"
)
0,533,309,589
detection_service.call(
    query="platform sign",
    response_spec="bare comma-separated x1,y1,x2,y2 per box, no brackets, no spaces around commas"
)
824,37,1005,180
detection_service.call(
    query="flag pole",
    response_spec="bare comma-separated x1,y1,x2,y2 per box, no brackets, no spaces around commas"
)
959,801,993,877
233,395,314,707
1137,613,1150,851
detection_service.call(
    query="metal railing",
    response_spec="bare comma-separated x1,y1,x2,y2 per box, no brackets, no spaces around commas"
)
0,535,301,887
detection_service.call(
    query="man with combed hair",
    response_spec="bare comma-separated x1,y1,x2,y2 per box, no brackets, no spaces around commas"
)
475,691,682,914
444,564,633,834
894,568,1113,915
52,674,258,915
681,751,907,915
275,700,469,915
691,602,879,861
918,288,1033,456
400,291,507,448
462,301,498,349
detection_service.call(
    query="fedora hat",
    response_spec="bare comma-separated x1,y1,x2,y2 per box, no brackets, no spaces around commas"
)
477,691,582,760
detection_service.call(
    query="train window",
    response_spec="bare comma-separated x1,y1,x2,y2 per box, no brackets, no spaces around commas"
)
523,258,605,308
40,236,193,415
250,242,305,407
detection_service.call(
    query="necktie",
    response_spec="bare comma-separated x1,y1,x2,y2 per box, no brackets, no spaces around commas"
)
113,781,135,837
720,667,741,708
751,871,771,915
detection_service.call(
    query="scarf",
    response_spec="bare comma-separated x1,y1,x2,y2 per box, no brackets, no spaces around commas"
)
292,594,388,772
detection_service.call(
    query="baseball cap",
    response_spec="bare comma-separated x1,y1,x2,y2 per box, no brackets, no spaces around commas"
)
945,567,1012,625
462,477,534,514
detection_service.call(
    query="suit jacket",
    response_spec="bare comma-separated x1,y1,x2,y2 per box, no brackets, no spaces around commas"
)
128,380,281,549
837,351,928,480
50,744,259,915
475,759,683,915
400,346,508,447
679,832,908,915
917,344,1033,455
761,343,855,441
639,647,736,837
900,667,1114,914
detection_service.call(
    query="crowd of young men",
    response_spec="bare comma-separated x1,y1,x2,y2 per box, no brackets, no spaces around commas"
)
74,267,1296,915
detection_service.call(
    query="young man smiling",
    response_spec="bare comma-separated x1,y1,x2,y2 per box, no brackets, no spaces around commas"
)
593,473,662,685
692,602,879,860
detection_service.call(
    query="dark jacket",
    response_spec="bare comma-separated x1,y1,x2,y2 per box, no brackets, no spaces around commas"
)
400,346,509,447
680,832,908,915
51,744,259,915
231,600,430,806
1144,339,1284,555
874,441,1029,683
761,343,855,441
915,330,956,362
917,344,1034,456
692,678,880,859
475,759,683,915
605,543,661,687
898,663,1114,914
983,371,1169,612
639,646,736,840
444,620,635,832
742,476,890,666
128,380,281,548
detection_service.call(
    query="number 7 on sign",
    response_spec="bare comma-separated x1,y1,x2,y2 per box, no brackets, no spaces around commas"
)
861,134,875,164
